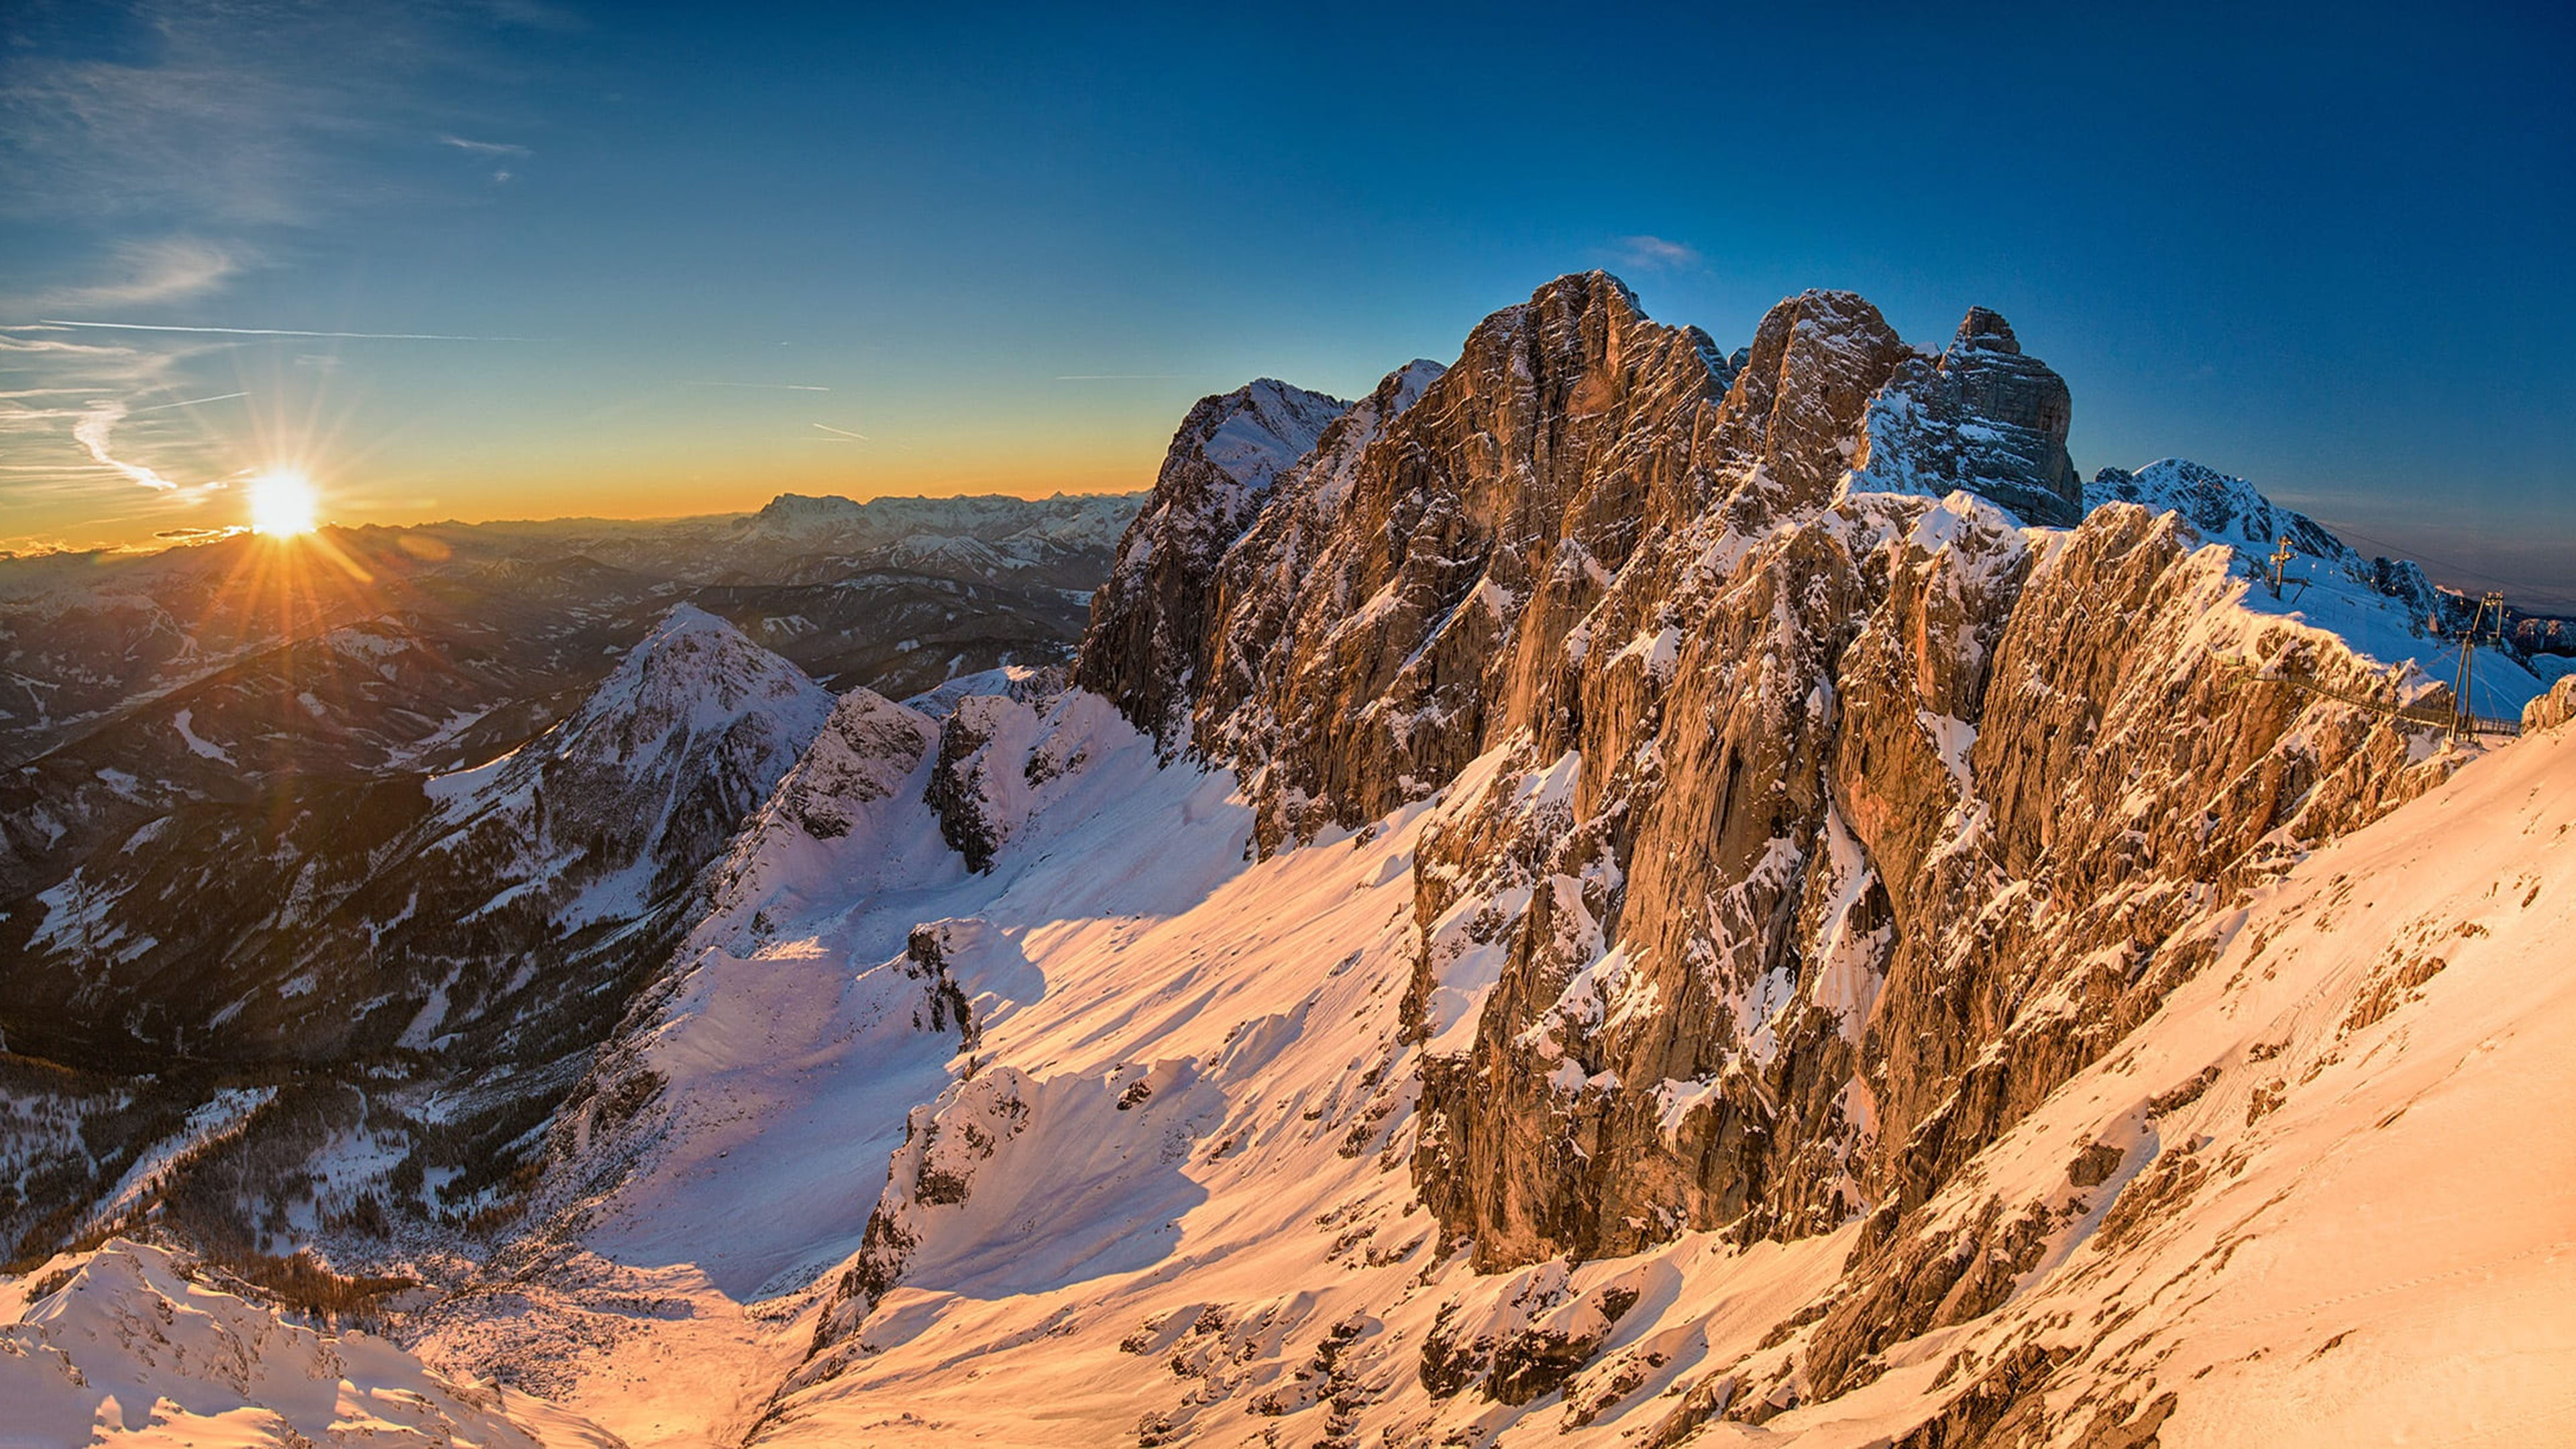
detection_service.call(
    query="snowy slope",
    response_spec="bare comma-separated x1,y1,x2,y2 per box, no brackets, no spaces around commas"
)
2074,460,2544,721
424,602,836,928
810,712,2574,1446
1746,690,2576,1447
437,677,2576,1449
0,1239,621,1449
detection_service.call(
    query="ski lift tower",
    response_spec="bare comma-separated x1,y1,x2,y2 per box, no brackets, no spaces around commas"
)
2448,591,2508,739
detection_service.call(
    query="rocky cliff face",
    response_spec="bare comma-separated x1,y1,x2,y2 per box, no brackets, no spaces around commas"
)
2526,674,2576,733
1074,378,1349,750
1849,307,2082,525
1079,271,2477,1280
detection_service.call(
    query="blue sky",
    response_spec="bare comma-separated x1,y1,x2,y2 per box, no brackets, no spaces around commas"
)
3,1,2571,602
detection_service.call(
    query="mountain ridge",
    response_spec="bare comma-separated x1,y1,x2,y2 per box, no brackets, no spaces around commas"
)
3,272,2563,1449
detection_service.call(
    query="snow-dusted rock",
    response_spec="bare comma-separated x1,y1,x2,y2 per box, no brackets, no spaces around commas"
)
0,1239,617,1448
437,602,837,909
2086,456,2348,561
2525,673,2576,732
1845,306,2084,524
1059,271,2537,1281
1075,378,1350,749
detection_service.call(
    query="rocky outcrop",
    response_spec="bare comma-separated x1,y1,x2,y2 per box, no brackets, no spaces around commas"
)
1075,379,1349,750
480,603,838,905
1848,307,2082,525
1079,271,2479,1283
920,676,1099,873
1197,271,1746,851
756,686,934,843
1193,358,1446,772
2526,674,2576,733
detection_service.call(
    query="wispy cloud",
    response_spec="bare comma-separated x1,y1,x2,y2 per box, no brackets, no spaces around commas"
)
5,238,248,311
35,319,550,341
686,380,831,392
72,402,178,491
0,3,555,545
0,326,227,505
1611,235,1703,272
2,2,553,229
440,134,531,156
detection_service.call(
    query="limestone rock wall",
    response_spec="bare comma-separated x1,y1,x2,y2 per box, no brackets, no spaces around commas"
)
1091,271,2469,1278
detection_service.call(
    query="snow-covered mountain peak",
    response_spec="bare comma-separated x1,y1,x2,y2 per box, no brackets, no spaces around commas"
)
2086,457,2349,561
413,602,837,931
1385,356,1447,412
744,489,1142,555
1071,375,1356,749
538,602,832,773
1193,378,1352,496
754,491,862,525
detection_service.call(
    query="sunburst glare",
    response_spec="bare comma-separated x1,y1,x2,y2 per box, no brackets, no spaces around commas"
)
248,469,319,536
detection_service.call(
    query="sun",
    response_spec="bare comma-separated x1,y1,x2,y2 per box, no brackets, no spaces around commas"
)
248,470,319,537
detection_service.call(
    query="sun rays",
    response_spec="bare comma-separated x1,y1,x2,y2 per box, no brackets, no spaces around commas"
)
249,469,319,536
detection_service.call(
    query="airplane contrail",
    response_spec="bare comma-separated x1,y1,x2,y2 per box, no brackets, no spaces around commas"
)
689,380,831,392
125,390,249,414
812,422,870,440
35,319,549,341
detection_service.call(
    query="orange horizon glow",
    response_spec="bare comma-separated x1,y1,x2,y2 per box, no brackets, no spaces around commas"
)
4,446,1163,561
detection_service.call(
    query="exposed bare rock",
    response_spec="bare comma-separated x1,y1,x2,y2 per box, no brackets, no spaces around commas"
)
1077,271,2487,1286
1074,378,1349,751
920,676,1097,873
1197,270,1741,851
1194,358,1446,775
2525,674,2576,732
924,695,1014,871
1848,306,2083,525
1711,288,1909,509
1414,1259,1648,1406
